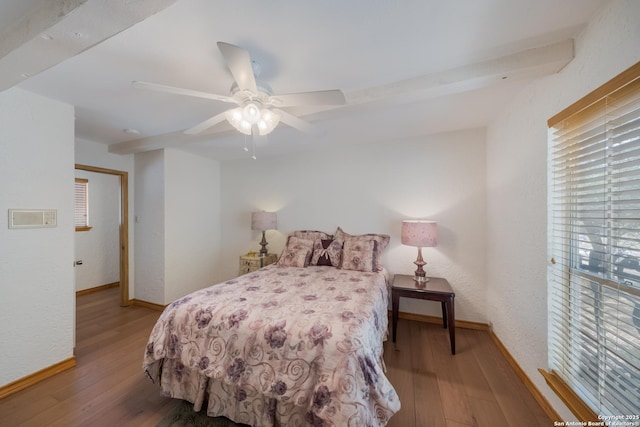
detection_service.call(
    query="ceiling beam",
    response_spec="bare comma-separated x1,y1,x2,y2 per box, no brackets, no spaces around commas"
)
346,39,574,105
0,0,87,59
108,39,574,156
0,0,177,93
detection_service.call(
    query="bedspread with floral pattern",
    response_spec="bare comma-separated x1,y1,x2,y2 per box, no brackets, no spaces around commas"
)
143,265,400,427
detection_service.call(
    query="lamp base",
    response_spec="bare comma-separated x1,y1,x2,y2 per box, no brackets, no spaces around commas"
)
414,274,430,283
413,247,429,283
259,230,269,256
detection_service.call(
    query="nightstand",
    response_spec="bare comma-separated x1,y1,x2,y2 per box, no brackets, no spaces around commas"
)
391,274,456,354
239,253,277,275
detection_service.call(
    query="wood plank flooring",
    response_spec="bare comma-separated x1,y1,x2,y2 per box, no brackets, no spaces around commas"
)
0,287,552,426
384,319,552,426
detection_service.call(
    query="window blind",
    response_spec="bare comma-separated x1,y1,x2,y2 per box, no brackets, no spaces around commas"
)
548,67,640,416
75,178,89,229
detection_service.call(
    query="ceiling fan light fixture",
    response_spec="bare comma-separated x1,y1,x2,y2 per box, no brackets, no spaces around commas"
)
225,107,252,135
226,104,280,136
243,102,261,124
257,109,281,135
241,121,252,134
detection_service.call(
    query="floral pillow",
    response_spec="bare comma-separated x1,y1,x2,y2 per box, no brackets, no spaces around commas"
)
334,227,390,271
277,236,314,266
285,236,314,250
341,239,375,272
310,239,343,267
291,230,333,241
278,247,311,268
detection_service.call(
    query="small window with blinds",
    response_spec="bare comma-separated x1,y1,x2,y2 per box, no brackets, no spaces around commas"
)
75,177,91,232
547,62,640,418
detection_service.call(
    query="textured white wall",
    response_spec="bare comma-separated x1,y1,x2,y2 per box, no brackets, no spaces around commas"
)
486,0,640,420
74,170,119,291
134,149,221,305
75,139,136,296
164,149,221,303
134,149,166,304
0,87,75,386
220,129,488,323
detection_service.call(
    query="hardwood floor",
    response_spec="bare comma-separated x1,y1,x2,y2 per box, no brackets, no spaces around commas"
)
0,287,552,426
384,320,551,426
0,288,178,427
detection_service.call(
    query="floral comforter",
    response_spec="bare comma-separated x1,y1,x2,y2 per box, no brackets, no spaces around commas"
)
143,265,400,426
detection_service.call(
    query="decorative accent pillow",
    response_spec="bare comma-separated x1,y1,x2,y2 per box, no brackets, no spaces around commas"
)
310,239,343,267
277,236,314,266
285,236,315,251
340,239,375,272
291,230,333,241
334,227,390,271
278,247,311,268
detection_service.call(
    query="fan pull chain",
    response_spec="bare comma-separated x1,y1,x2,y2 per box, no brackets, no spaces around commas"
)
243,134,249,152
251,135,257,160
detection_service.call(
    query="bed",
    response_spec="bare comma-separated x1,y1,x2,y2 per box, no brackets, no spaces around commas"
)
143,228,400,426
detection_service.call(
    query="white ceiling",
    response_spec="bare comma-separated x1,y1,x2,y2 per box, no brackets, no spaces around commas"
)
1,0,606,161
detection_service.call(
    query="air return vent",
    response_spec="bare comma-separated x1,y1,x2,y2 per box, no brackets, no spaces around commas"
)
8,209,57,229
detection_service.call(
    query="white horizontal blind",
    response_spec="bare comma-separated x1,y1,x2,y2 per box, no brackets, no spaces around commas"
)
74,178,89,228
549,75,640,416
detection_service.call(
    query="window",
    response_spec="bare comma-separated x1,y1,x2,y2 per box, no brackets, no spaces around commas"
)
547,62,640,417
75,177,91,231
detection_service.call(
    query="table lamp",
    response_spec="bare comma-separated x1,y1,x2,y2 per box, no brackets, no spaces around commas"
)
251,211,277,256
401,220,437,282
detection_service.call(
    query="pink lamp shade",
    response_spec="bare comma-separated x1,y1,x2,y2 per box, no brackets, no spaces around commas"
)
401,220,437,248
401,220,437,283
252,211,277,256
251,211,277,231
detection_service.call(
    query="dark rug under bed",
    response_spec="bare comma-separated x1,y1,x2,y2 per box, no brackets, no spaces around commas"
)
157,400,250,427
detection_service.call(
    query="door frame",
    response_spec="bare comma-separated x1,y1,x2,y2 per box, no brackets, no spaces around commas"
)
75,163,130,307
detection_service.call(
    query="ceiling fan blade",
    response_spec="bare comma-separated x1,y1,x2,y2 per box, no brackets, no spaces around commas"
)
132,81,235,103
270,89,346,107
184,111,228,135
274,109,314,133
217,42,258,94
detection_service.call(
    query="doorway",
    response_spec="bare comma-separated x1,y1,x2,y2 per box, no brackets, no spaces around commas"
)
75,164,129,307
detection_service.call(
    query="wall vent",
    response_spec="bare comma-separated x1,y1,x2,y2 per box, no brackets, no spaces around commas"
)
8,209,57,229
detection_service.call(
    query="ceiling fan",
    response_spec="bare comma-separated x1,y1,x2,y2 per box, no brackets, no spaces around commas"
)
133,42,346,141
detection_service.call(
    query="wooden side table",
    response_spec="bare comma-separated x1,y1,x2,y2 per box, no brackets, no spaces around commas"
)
239,253,277,275
391,274,456,355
